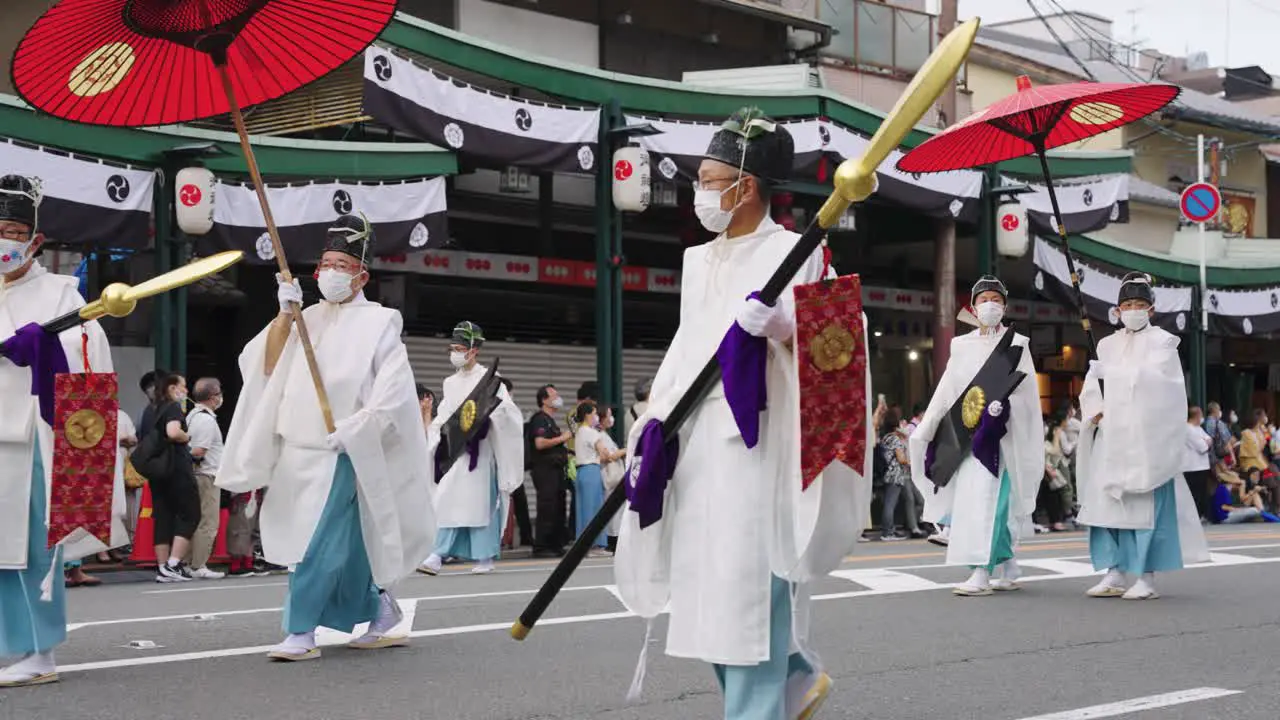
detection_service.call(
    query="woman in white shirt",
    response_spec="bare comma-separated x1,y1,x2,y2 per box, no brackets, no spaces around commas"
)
573,402,625,554
1183,406,1214,521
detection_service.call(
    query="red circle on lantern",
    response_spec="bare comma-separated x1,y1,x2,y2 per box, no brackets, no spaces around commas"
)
1001,213,1020,231
179,184,202,207
614,160,633,181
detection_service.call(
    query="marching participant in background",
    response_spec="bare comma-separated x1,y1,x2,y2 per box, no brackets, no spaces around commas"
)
617,108,871,720
1077,272,1208,600
419,321,523,576
0,174,123,686
217,214,434,661
910,276,1043,597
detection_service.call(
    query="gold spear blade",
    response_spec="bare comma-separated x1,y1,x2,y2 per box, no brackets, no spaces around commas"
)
78,250,244,322
816,17,980,228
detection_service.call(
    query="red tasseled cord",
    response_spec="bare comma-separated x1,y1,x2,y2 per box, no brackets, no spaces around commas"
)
821,245,833,278
80,328,92,373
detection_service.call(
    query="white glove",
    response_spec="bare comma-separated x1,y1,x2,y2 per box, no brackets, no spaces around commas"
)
277,273,303,313
243,493,258,519
1088,360,1105,380
735,295,794,342
987,400,1004,418
325,432,344,453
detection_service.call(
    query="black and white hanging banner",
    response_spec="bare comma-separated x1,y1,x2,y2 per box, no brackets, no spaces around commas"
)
204,177,448,264
1017,173,1130,236
363,49,600,174
1203,286,1280,337
626,114,982,221
1032,237,1193,334
0,138,154,249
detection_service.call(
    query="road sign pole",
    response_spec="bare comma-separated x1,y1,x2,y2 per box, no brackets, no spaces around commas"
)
1198,134,1208,333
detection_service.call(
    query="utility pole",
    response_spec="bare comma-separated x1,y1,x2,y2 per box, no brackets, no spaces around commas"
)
932,0,959,377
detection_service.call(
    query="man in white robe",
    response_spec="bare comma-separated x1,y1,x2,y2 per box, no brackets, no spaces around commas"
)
616,108,871,720
0,174,123,687
217,214,435,661
418,321,523,575
909,276,1043,597
1077,272,1208,600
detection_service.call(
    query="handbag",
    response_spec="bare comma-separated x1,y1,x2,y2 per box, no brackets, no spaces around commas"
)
123,455,146,490
131,404,177,482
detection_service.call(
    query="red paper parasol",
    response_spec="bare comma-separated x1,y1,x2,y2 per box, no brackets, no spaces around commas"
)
898,76,1180,356
10,0,400,432
12,0,394,127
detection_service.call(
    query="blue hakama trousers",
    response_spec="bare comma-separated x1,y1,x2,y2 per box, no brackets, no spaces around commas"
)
0,439,66,657
433,465,503,561
1089,479,1183,575
281,454,380,635
713,575,814,720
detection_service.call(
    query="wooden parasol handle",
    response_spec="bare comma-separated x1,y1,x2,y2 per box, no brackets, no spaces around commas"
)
217,65,336,434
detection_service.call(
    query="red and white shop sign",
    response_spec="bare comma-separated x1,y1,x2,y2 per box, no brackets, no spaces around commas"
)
648,269,679,293
621,267,648,292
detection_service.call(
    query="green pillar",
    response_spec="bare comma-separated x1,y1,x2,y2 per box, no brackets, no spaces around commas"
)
594,98,624,438
1189,287,1207,409
153,166,175,373
977,167,998,277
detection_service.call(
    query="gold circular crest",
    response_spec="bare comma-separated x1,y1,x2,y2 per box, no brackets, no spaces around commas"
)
69,42,136,98
1068,101,1124,126
65,409,107,450
961,386,986,430
811,323,856,373
460,399,477,433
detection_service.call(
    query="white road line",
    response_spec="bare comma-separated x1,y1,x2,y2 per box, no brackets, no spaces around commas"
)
1015,559,1101,577
1014,687,1242,720
829,568,946,592
68,584,616,632
142,581,288,595
58,611,635,674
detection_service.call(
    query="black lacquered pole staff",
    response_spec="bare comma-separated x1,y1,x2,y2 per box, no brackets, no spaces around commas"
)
509,19,982,642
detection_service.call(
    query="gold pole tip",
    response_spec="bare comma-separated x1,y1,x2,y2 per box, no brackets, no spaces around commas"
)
510,621,530,641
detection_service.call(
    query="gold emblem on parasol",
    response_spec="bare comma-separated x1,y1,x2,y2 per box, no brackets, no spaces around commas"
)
1068,101,1124,126
961,386,986,429
811,323,856,372
65,409,107,450
69,42,136,97
460,399,477,433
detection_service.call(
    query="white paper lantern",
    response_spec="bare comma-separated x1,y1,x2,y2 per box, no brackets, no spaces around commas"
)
612,146,651,213
175,167,215,236
995,200,1028,258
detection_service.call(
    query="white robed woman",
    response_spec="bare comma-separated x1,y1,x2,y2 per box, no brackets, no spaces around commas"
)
909,276,1044,597
1077,272,1208,600
217,214,435,661
418,320,523,576
0,174,126,687
616,108,871,720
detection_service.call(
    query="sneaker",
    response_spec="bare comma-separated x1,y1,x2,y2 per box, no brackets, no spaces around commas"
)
253,560,286,575
927,528,950,547
880,533,906,542
191,566,225,580
156,561,194,583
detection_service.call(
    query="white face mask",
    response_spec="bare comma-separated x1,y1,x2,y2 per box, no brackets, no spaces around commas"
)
0,239,32,274
449,350,468,369
693,181,741,234
317,269,355,303
551,396,564,410
1120,309,1149,332
975,301,1005,328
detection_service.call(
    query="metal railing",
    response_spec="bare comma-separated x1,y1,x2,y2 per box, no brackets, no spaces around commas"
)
822,0,948,79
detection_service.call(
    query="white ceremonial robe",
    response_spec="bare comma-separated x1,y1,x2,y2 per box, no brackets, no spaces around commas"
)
427,363,524,529
615,216,871,666
216,293,435,587
1076,326,1209,561
0,262,123,569
909,327,1044,568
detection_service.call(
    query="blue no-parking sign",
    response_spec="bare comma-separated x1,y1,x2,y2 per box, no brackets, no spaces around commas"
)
1180,182,1221,224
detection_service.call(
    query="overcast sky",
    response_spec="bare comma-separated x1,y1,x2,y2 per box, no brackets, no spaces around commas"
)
950,0,1279,72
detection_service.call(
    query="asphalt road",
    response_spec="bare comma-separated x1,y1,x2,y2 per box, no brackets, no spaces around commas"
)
3,525,1279,720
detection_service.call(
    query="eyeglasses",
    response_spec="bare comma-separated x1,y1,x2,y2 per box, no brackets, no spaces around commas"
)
317,259,364,273
0,228,31,241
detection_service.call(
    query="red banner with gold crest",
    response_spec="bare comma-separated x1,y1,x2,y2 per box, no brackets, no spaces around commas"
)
49,372,118,548
794,275,868,490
